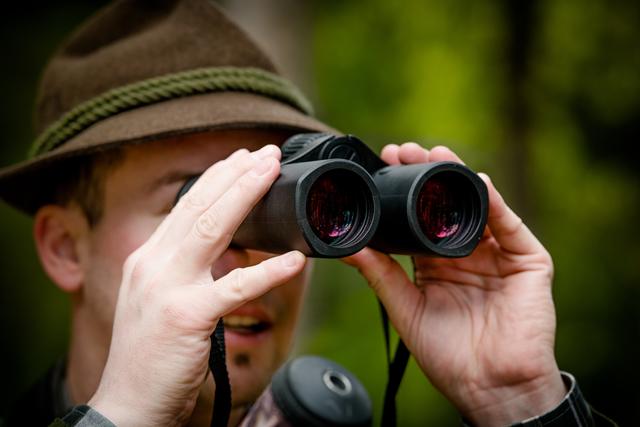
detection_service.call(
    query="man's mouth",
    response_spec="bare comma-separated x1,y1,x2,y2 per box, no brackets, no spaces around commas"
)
224,315,272,334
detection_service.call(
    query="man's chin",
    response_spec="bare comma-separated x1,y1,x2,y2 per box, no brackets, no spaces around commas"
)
228,357,275,409
225,329,279,408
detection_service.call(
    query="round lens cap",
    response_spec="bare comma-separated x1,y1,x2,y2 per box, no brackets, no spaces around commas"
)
272,356,372,427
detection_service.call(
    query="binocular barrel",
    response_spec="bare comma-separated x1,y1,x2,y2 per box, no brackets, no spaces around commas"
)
233,159,381,258
370,162,488,257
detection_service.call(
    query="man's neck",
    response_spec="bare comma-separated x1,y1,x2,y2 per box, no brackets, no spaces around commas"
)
65,307,111,405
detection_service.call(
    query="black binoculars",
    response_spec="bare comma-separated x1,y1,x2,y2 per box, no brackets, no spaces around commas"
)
178,133,488,258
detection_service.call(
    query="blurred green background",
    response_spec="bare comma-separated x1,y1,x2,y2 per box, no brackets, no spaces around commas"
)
1,1,638,425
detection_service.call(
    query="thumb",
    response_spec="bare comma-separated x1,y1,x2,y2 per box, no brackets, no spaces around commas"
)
344,248,422,339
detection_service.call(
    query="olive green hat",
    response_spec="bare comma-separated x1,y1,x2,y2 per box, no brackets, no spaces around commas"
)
0,0,333,214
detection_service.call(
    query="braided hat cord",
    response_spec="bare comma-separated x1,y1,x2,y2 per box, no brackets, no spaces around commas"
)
29,67,313,158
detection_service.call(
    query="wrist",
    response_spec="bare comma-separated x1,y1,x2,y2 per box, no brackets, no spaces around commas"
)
462,370,567,427
88,389,148,427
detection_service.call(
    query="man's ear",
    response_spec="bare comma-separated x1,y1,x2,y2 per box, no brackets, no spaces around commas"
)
34,205,88,293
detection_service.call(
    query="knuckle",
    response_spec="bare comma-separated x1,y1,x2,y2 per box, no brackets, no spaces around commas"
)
129,257,153,284
193,207,231,243
368,257,396,292
159,298,186,323
226,268,249,303
158,296,189,328
122,252,139,276
541,249,555,278
502,214,524,237
236,172,262,192
228,150,255,173
379,255,397,280
182,192,208,211
123,249,149,282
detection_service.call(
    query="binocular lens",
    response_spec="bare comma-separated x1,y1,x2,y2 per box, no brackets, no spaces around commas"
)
307,170,370,246
416,172,477,245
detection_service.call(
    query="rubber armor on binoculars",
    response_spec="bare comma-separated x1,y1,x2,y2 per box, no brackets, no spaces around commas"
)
178,133,489,258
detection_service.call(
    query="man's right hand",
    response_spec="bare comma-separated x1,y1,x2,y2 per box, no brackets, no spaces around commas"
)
88,145,306,426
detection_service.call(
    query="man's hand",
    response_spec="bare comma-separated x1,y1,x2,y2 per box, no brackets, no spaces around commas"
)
345,143,566,427
88,145,306,426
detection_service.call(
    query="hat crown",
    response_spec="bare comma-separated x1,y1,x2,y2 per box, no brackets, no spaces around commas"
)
35,0,277,135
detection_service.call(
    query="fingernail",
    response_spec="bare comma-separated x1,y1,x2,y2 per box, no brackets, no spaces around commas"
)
283,251,303,268
251,157,273,176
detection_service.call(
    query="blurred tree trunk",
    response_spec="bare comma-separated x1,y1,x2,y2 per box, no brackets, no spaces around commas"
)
502,0,536,221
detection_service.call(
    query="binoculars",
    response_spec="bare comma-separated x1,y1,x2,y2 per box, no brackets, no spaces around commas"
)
178,133,488,258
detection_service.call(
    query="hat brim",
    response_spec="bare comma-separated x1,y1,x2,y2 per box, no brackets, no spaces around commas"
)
0,91,336,215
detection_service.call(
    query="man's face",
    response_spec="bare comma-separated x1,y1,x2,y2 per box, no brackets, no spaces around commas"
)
77,129,310,409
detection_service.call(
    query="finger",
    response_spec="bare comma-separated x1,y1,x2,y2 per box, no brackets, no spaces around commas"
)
478,173,544,255
174,144,278,217
174,156,281,275
127,148,262,281
397,142,430,164
152,145,279,256
146,147,249,252
192,251,306,322
343,248,422,338
427,145,466,165
380,144,400,165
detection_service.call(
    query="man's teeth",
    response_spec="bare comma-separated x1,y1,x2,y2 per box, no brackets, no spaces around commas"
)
224,315,261,328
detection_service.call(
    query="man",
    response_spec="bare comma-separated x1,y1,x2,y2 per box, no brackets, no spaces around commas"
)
0,0,613,426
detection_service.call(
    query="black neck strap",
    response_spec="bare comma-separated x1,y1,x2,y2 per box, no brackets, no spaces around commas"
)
208,301,411,427
379,301,411,427
210,318,231,427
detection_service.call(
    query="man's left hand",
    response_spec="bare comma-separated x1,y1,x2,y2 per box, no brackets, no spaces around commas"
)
345,142,566,427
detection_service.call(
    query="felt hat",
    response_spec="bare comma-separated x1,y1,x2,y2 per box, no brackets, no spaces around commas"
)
0,0,333,214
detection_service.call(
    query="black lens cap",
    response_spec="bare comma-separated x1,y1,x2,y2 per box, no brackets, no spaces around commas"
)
271,356,372,427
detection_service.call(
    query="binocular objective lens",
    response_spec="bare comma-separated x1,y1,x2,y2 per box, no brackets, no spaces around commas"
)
307,172,357,244
417,173,467,244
